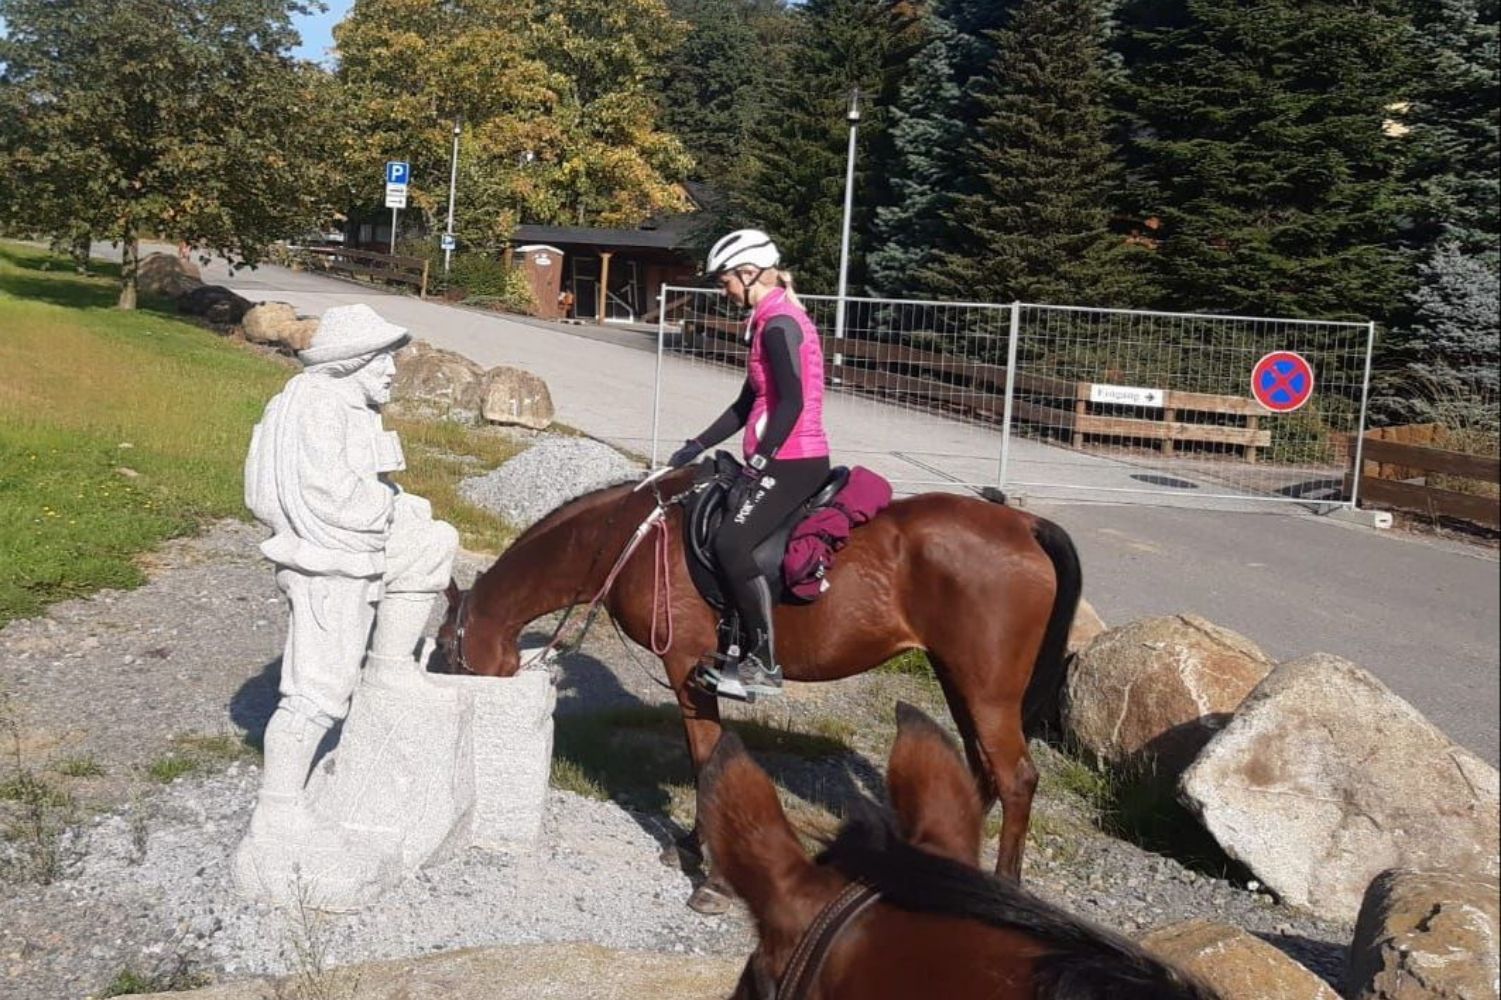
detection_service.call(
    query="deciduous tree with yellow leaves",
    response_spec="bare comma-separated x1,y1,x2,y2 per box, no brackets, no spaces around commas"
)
334,0,691,247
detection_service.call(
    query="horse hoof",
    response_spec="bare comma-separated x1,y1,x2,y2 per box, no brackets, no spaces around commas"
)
687,884,734,916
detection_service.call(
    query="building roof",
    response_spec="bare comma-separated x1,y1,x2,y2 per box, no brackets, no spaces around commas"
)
510,221,695,252
512,183,717,254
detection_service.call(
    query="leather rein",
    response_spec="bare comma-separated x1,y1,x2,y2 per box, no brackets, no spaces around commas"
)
770,881,881,1000
449,475,703,676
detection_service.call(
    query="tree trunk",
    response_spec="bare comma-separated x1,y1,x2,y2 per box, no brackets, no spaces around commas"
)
118,233,139,310
71,233,91,275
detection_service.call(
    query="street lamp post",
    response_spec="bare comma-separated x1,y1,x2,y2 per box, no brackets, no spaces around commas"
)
832,87,861,386
444,118,462,274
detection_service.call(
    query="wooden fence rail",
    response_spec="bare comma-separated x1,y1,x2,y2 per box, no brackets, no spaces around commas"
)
1346,434,1501,527
291,245,429,298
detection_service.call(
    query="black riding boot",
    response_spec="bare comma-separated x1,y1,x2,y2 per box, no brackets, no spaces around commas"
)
728,574,783,699
701,576,783,701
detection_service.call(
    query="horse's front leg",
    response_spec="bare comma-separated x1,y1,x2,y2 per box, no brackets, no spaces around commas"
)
660,651,738,915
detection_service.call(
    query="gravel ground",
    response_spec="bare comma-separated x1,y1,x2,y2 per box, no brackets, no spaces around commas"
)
0,443,1356,999
458,436,645,530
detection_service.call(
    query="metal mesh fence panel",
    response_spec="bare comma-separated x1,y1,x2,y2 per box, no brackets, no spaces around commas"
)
652,288,1374,509
1002,304,1374,509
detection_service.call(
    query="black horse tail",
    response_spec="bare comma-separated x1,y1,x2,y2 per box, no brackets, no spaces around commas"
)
1022,517,1083,738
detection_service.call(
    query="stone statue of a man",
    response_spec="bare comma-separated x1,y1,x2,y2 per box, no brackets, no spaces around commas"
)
241,303,459,847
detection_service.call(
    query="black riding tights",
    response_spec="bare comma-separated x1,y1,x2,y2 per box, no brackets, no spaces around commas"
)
714,456,830,637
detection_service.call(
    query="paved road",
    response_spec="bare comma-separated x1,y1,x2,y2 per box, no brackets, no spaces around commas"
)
112,247,1501,762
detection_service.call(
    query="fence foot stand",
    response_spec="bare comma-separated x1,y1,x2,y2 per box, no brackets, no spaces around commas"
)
1327,506,1393,530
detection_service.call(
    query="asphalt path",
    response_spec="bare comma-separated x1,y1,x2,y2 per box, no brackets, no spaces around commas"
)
101,246,1501,762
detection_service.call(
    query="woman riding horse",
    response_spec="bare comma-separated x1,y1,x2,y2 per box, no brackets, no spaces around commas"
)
439,231,1083,912
667,228,831,702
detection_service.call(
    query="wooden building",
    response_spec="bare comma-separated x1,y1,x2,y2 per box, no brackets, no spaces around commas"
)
509,217,699,323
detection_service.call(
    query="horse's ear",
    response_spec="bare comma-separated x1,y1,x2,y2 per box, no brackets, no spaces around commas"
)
886,702,983,866
444,579,461,606
698,732,821,937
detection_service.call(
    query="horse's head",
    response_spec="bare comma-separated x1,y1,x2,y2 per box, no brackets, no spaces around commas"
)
699,703,984,1000
435,578,521,676
703,704,1224,1000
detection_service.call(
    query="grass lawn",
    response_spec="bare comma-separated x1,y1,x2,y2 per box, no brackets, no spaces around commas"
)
0,240,516,626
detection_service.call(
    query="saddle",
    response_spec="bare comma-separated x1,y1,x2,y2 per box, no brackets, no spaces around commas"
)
683,452,850,611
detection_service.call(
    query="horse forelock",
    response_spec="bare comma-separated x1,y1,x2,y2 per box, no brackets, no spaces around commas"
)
817,813,1221,1000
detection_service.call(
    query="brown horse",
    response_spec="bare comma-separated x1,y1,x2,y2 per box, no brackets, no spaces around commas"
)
438,467,1080,910
701,702,1222,1000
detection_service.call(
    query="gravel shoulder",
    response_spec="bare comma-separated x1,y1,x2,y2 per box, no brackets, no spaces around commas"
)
2,499,1353,1000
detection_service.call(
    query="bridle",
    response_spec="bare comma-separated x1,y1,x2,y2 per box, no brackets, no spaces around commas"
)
747,881,881,1000
448,586,477,675
445,473,703,677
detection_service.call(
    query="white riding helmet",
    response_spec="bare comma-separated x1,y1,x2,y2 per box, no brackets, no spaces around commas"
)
706,228,780,275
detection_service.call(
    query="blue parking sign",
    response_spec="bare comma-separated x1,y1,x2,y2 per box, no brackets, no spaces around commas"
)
440,233,457,251
385,161,410,185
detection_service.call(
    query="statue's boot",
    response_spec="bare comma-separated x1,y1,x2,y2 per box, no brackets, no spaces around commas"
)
368,591,437,665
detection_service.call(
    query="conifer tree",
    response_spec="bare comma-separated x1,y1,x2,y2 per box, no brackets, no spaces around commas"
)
868,0,1015,295
1401,0,1499,253
925,0,1142,305
659,0,790,182
1374,0,1499,425
1120,0,1414,319
725,0,921,294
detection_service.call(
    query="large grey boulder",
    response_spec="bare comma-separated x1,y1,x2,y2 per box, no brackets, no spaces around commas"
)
1063,614,1273,775
137,252,202,298
389,339,486,422
481,365,556,430
1067,597,1107,655
240,301,317,353
1180,654,1500,923
1138,920,1339,1000
1347,868,1501,1000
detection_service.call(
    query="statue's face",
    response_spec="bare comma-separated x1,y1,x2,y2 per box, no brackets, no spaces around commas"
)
353,351,397,406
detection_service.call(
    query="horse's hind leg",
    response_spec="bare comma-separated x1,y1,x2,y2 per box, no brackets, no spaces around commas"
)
931,653,1038,881
981,703,1037,880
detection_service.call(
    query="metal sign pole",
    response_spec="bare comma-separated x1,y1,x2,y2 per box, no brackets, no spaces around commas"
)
998,302,1022,490
445,120,461,274
390,207,398,256
651,285,668,467
1349,320,1378,509
831,87,861,386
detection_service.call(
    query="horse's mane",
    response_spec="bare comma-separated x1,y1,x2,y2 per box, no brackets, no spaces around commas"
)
507,477,643,549
818,809,1224,1000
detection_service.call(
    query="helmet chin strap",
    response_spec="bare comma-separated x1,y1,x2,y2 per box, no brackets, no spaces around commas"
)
735,266,771,341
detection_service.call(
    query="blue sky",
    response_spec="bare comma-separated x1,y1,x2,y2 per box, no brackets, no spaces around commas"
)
294,1,355,65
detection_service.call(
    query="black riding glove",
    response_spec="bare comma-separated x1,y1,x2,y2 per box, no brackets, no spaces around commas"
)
668,439,705,469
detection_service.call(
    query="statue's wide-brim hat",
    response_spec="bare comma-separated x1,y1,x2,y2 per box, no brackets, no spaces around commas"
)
298,304,411,365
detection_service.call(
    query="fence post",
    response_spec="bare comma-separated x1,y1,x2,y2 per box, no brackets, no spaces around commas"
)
650,285,668,468
998,302,1022,491
1349,320,1378,509
419,259,429,299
